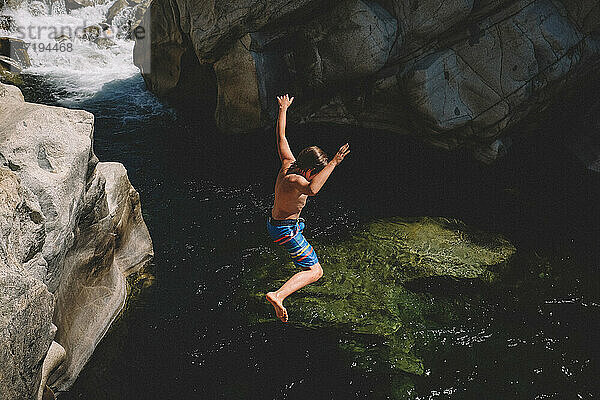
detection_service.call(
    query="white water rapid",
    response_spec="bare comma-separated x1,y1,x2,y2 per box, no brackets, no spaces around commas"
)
1,0,165,115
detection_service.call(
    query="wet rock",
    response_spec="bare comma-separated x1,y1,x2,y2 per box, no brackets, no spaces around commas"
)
64,0,87,9
0,63,23,87
94,37,116,48
0,82,154,394
80,24,116,45
0,15,16,31
55,34,70,43
79,25,101,41
242,217,515,377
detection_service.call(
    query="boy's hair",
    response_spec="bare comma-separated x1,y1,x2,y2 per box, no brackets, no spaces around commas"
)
289,146,328,174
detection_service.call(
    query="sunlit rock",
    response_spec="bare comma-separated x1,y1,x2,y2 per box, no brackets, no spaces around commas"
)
36,340,65,400
0,82,154,395
0,167,55,400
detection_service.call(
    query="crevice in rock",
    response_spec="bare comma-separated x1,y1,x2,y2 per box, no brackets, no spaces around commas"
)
37,146,54,172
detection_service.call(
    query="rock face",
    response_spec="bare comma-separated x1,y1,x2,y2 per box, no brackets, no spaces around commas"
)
134,0,600,160
0,166,55,399
242,217,515,383
0,82,153,397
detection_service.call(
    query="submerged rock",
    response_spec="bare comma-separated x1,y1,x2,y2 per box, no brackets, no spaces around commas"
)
0,82,154,396
242,217,515,378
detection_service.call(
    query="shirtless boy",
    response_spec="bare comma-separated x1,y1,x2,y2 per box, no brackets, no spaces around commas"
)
266,94,350,323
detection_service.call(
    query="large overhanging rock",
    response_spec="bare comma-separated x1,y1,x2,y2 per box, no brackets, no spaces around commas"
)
242,217,516,381
133,0,322,103
0,82,154,396
134,0,600,161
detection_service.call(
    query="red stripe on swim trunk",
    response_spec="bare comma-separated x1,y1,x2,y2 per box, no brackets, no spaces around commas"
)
276,230,299,245
296,247,313,262
273,234,290,243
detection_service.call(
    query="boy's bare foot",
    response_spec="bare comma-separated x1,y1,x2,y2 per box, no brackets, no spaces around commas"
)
266,292,288,323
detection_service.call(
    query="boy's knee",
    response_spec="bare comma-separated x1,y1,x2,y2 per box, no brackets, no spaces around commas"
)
312,263,323,280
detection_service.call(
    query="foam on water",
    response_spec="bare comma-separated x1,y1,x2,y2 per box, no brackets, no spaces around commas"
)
1,0,164,114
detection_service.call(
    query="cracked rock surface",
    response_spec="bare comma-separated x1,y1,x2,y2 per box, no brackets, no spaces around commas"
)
0,82,153,397
134,0,600,160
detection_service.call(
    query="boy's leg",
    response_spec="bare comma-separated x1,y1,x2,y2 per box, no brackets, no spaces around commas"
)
266,262,323,323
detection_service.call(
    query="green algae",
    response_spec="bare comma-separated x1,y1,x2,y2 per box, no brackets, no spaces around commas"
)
340,217,516,282
242,216,516,383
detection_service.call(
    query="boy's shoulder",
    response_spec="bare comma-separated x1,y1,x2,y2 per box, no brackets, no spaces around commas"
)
277,169,305,188
283,173,301,182
278,160,294,177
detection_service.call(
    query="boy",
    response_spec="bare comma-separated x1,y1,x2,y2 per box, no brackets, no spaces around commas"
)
266,94,350,323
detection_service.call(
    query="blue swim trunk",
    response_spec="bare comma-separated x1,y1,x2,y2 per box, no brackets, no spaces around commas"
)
267,216,320,269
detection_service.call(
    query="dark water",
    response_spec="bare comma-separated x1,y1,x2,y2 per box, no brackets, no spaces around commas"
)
17,74,599,399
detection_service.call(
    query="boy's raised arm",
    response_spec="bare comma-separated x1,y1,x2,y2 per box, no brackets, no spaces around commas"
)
276,94,295,162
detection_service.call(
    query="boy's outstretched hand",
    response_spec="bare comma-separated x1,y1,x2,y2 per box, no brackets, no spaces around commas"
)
277,94,294,109
332,143,350,166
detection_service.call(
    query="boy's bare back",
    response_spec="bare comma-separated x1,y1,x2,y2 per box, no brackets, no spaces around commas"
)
271,160,309,220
